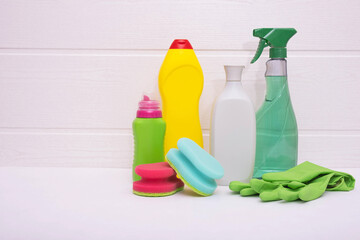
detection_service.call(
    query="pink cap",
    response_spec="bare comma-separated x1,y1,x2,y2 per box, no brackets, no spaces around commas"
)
136,95,162,118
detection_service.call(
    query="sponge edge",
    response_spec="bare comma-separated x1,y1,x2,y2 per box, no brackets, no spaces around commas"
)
167,153,215,196
133,187,184,197
133,162,184,197
166,138,224,196
177,138,224,179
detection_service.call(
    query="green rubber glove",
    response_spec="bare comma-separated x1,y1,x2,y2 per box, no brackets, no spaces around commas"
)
229,179,306,201
229,161,355,202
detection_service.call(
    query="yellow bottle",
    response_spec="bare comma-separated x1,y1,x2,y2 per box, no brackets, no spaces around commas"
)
159,39,204,154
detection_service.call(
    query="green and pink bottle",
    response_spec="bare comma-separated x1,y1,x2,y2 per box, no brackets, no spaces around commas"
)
132,95,166,181
251,28,298,178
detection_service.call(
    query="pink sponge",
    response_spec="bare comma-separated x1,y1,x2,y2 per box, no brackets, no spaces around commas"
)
133,162,184,197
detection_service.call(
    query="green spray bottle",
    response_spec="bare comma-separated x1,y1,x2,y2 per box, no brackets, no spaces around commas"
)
132,95,166,181
251,28,298,178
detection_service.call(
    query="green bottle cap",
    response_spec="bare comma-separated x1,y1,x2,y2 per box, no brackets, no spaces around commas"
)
251,28,297,63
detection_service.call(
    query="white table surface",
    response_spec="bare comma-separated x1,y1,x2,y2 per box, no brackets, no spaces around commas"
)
0,167,359,240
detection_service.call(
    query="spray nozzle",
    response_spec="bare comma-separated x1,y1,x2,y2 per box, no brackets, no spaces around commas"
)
251,28,297,64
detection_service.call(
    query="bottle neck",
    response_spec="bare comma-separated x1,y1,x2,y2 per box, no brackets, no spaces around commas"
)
265,59,287,77
225,79,242,85
224,80,242,90
265,76,289,101
137,110,162,118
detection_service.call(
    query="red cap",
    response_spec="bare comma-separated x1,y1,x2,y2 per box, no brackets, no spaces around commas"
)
169,39,193,49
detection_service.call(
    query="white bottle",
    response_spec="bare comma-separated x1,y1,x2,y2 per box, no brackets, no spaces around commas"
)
210,66,256,186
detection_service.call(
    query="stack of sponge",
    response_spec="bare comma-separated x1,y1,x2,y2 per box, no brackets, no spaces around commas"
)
133,138,224,197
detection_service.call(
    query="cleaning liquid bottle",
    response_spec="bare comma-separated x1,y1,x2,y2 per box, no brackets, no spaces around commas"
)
251,28,298,178
132,95,166,181
210,66,256,185
159,39,204,154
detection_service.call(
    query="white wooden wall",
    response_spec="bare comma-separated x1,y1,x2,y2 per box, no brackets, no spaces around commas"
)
0,0,359,168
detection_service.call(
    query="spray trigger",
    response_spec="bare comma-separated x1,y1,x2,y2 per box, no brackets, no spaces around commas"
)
251,39,269,64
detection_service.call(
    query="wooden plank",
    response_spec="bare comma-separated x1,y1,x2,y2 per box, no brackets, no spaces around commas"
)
298,131,360,168
0,130,133,168
0,0,359,50
0,130,358,168
0,53,359,130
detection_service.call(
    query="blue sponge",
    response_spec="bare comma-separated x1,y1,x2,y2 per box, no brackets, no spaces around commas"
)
166,138,224,196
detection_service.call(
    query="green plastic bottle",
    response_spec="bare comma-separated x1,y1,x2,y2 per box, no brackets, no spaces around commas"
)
251,28,298,178
132,95,166,181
